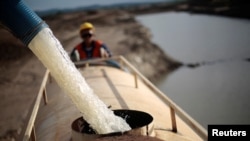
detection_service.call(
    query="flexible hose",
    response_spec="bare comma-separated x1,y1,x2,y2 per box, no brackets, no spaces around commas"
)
0,0,48,45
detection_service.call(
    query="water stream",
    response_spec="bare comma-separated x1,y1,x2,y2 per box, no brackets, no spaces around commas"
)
28,28,131,134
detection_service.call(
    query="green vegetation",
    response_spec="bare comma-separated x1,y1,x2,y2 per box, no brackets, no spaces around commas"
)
187,0,250,19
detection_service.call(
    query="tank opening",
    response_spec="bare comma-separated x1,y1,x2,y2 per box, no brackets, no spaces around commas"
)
71,109,153,135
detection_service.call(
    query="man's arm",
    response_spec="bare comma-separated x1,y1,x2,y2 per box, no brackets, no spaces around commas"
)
70,48,80,62
100,43,112,58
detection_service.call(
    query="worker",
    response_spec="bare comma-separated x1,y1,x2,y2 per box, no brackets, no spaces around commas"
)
70,22,112,62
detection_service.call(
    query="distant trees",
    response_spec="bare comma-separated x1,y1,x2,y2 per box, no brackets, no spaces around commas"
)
187,0,250,7
186,0,250,19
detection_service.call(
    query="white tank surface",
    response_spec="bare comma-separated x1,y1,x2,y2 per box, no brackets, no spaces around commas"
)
21,57,207,141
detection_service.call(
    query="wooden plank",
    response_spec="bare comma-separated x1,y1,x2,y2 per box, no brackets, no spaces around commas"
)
19,70,50,141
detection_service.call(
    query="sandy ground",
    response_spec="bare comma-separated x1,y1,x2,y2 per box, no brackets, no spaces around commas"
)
0,9,180,140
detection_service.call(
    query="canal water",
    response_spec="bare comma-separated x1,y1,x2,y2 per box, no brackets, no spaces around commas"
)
136,12,250,129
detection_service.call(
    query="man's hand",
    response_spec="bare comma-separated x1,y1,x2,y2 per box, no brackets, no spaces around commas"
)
100,48,110,58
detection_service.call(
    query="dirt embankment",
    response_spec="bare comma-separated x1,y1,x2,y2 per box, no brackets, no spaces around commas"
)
0,7,181,140
43,9,182,81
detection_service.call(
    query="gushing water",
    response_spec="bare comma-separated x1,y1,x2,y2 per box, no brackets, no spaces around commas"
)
28,28,131,134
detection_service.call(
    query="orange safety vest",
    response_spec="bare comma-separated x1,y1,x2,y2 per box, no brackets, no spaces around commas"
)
75,40,103,60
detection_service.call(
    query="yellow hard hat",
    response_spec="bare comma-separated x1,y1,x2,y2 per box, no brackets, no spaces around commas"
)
80,22,94,31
